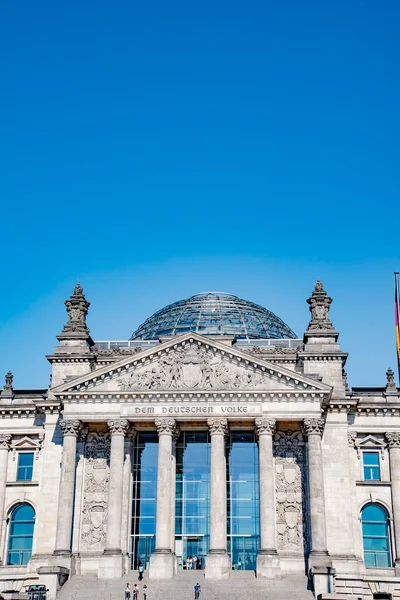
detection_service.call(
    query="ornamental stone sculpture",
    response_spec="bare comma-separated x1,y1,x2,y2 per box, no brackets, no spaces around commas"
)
107,419,129,436
0,434,11,449
386,368,397,392
303,418,325,436
255,418,276,436
386,432,400,448
60,420,83,437
155,418,178,435
207,418,228,436
59,283,91,338
1,371,14,398
306,280,335,332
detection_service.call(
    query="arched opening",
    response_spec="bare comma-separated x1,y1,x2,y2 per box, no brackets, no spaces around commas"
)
361,503,391,568
7,504,35,566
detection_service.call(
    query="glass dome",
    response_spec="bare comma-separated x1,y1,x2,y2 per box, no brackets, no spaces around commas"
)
130,292,297,341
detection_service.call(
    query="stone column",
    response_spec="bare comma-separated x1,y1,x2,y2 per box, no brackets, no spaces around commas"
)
99,419,129,580
170,428,179,573
205,418,230,580
255,418,280,578
303,419,331,572
149,418,177,580
0,435,11,563
54,420,82,556
386,432,400,573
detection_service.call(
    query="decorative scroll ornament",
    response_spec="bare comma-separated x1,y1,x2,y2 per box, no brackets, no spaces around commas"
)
348,431,357,447
60,419,82,437
116,342,297,392
274,430,309,553
306,280,335,332
59,283,91,337
207,418,228,436
386,368,397,391
0,434,11,449
303,418,324,437
255,418,276,436
107,419,129,436
155,418,178,435
385,432,400,448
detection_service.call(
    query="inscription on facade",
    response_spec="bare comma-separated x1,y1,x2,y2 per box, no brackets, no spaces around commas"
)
123,403,260,417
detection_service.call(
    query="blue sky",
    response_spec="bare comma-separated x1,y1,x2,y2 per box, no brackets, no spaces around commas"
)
0,0,399,388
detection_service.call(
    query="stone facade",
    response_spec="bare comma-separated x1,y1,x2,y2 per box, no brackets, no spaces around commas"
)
0,282,399,600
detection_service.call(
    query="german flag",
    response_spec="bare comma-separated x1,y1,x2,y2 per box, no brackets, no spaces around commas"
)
395,272,400,382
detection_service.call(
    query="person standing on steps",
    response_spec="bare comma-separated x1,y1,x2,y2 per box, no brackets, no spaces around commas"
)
138,561,144,581
194,582,201,600
143,584,148,600
125,583,131,600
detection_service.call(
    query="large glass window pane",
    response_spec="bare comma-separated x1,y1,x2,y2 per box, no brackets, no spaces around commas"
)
226,431,260,570
131,433,158,568
363,453,381,481
175,430,210,568
362,503,390,568
17,453,34,482
7,504,35,566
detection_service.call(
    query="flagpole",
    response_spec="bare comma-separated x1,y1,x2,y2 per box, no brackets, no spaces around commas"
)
395,271,400,387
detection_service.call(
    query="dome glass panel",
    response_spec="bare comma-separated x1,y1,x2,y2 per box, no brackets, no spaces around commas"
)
130,292,296,341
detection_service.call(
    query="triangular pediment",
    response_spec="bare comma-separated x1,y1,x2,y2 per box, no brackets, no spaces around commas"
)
52,332,332,396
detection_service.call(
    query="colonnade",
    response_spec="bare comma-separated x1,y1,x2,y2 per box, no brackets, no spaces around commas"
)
52,417,400,579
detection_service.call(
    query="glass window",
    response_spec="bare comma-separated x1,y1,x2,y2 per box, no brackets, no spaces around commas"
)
7,504,35,565
17,453,34,481
363,452,380,481
226,431,260,570
362,504,391,568
131,432,158,568
175,430,210,567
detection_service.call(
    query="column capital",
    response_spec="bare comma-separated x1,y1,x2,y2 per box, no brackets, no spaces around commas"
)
303,418,325,437
386,432,400,448
0,434,11,449
207,418,228,436
60,419,82,437
107,419,129,436
155,418,178,436
255,418,276,437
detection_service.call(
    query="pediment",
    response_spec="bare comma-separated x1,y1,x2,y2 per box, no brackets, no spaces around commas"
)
53,332,332,397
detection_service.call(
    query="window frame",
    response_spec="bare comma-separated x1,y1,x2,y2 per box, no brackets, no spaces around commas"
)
7,503,35,566
361,503,392,569
362,451,381,482
16,452,34,482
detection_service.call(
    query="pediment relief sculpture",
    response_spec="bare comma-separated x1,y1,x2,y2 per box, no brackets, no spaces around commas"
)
114,344,306,392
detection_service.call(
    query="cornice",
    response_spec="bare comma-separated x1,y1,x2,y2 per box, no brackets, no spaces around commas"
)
60,390,326,404
46,354,94,364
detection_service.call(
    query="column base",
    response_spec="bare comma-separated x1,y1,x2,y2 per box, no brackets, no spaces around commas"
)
149,549,175,580
395,560,400,576
205,550,231,580
308,550,332,571
256,549,280,579
98,550,124,580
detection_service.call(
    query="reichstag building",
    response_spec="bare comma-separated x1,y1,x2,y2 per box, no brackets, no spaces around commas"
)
0,283,399,599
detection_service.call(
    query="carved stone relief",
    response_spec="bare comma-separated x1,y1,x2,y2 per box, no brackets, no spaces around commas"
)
274,430,309,554
116,342,297,392
81,432,110,550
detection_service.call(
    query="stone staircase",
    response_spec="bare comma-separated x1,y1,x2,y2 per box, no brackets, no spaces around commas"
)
57,570,314,600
